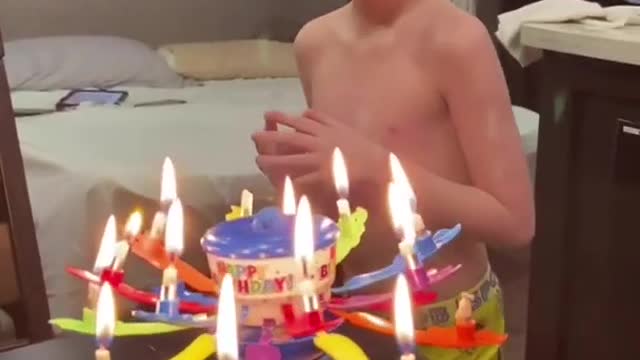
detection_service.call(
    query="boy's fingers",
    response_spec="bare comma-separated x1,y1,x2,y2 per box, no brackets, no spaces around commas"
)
256,153,322,169
292,171,324,189
252,131,319,151
265,111,323,135
255,156,316,179
253,135,275,155
264,111,288,131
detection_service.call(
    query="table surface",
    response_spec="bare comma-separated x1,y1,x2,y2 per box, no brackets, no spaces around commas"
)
521,23,640,66
0,324,403,360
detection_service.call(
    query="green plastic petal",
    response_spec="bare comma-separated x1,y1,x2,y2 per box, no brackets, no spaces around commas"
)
336,207,368,264
49,308,185,336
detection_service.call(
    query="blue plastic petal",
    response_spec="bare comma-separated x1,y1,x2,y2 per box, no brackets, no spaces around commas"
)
331,255,406,294
152,283,218,307
415,224,462,262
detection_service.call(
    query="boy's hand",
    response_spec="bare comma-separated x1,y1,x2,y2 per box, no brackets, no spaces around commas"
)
252,109,388,190
253,111,301,156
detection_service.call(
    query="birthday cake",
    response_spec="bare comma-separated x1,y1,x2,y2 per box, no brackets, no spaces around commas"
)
202,207,339,326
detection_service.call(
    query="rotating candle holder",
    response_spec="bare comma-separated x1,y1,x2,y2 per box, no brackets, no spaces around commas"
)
53,150,510,360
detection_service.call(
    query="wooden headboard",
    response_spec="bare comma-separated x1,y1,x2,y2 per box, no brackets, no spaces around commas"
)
0,0,347,45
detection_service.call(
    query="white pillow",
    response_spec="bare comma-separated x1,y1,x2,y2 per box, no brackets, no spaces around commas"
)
5,36,185,90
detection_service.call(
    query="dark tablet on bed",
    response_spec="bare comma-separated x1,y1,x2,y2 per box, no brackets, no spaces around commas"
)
56,89,128,110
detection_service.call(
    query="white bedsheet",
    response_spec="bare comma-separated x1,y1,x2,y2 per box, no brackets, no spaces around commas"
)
12,79,539,318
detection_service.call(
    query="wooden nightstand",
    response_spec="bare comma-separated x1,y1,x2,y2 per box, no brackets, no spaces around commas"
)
0,28,52,349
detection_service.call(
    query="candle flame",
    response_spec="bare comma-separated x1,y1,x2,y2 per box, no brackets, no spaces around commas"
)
94,215,117,273
164,199,184,255
96,283,116,348
394,274,415,348
332,148,349,198
389,153,416,211
294,196,314,264
161,157,177,202
388,183,416,245
283,176,296,215
124,211,143,237
216,273,239,360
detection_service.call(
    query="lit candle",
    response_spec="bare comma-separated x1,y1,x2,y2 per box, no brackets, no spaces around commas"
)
394,274,416,360
282,176,296,216
389,154,424,233
240,189,254,217
388,183,417,268
150,157,177,238
156,199,184,317
294,196,320,315
89,216,117,307
112,211,142,271
95,283,116,360
332,148,351,217
94,215,117,274
217,273,239,360
389,183,429,289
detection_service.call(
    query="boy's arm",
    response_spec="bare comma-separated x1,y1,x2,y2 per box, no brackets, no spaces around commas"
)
400,19,534,247
293,21,321,107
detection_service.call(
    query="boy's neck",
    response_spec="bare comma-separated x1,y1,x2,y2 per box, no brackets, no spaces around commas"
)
351,0,420,25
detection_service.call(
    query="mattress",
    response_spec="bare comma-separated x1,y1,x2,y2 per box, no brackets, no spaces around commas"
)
11,79,539,318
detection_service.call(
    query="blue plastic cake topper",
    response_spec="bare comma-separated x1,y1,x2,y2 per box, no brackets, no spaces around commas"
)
202,207,339,259
331,224,462,294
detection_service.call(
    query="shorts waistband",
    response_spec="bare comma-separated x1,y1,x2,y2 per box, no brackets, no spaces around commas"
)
416,267,501,327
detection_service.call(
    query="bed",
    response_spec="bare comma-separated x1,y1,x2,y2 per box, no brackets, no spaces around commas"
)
1,0,539,329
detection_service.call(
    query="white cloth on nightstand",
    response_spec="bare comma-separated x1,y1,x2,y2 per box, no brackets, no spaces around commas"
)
496,0,640,67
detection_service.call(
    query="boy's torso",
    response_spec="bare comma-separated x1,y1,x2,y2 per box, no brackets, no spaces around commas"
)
303,2,489,298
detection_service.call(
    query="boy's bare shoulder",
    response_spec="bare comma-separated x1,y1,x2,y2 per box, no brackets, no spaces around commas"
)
415,4,495,63
293,6,346,58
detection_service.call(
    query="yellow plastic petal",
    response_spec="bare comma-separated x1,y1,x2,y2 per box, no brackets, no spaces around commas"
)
225,206,244,221
169,333,216,360
314,331,369,360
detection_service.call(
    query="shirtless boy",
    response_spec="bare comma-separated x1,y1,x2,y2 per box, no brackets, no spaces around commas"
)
253,0,534,358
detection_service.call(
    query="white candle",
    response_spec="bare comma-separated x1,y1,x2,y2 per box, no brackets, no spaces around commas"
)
388,183,418,269
240,189,254,217
95,283,115,360
111,241,130,272
394,274,416,360
294,196,319,312
159,199,184,304
332,148,351,217
95,348,111,360
217,273,239,360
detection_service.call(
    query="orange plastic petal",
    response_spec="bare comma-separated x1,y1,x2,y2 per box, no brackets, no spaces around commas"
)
132,234,218,294
422,327,508,349
331,310,508,349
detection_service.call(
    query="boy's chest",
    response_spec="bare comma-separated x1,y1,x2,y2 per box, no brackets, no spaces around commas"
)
308,49,446,143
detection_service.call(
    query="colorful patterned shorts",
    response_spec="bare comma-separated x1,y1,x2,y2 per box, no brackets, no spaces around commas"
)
416,269,505,360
